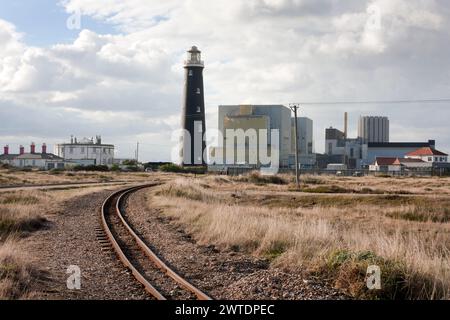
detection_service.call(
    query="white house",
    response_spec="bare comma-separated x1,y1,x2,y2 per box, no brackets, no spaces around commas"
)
54,136,115,167
405,147,448,163
369,157,402,172
1,143,65,170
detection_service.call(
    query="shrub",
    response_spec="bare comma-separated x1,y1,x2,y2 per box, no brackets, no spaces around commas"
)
160,164,184,173
240,171,287,185
73,165,109,172
324,249,409,299
0,242,41,299
49,168,65,175
159,164,206,174
301,185,351,194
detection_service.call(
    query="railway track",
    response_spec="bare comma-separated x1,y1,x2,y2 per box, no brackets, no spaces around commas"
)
99,184,212,300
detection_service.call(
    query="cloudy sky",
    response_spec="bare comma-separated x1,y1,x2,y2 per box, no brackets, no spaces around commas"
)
1,0,449,161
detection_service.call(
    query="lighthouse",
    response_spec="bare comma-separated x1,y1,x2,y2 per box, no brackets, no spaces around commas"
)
181,46,206,166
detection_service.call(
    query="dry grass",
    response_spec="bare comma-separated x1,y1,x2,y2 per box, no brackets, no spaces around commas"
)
0,168,156,187
0,183,136,299
152,176,450,300
0,239,41,299
220,173,450,195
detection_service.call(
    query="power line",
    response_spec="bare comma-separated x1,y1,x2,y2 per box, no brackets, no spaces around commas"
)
290,98,450,106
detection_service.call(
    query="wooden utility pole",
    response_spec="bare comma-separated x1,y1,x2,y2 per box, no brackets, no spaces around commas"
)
289,104,300,189
136,142,140,163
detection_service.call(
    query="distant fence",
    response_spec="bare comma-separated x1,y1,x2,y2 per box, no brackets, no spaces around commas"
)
208,166,449,177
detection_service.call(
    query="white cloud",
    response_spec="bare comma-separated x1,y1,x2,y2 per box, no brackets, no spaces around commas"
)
1,1,450,160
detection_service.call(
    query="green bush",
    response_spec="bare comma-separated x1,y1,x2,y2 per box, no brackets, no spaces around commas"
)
160,164,184,173
73,165,109,172
159,164,206,174
49,168,65,175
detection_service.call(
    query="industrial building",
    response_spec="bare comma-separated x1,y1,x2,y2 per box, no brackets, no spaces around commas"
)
211,104,314,170
54,136,115,167
358,116,390,143
290,117,315,168
0,143,65,170
324,127,367,169
320,112,448,171
215,104,291,168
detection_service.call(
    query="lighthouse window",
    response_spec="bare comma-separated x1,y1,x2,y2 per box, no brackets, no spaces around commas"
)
196,88,201,94
197,106,201,113
189,70,193,76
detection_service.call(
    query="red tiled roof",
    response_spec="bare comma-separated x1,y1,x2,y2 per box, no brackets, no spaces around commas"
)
406,147,448,157
374,157,399,166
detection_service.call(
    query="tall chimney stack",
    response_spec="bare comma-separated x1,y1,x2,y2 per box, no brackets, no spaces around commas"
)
30,142,36,154
344,112,348,139
20,145,25,155
3,145,9,155
42,143,47,154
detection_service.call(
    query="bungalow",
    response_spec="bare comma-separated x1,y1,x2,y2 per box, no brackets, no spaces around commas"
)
369,157,431,173
1,143,65,170
369,157,401,172
405,147,448,163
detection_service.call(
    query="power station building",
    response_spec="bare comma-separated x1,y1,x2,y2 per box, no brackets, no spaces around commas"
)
180,46,206,166
358,116,390,143
211,105,314,170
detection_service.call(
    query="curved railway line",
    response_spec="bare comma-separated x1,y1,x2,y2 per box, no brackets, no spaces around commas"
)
99,184,212,300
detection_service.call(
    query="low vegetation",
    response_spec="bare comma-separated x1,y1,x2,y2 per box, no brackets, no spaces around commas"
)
160,163,207,174
236,171,287,185
152,176,450,300
0,167,155,187
0,240,41,299
0,184,129,299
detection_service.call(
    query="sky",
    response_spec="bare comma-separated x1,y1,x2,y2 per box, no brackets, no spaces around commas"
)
0,0,450,161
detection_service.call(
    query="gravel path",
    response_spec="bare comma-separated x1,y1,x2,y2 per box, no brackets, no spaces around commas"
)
123,188,346,300
20,188,150,300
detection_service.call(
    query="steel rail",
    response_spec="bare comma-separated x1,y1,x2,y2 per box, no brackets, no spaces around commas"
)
101,184,212,300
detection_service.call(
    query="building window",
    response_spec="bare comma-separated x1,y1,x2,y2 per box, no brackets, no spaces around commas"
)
103,148,107,154
188,70,193,77
350,148,354,158
70,147,74,154
197,106,201,113
196,88,201,94
81,147,85,153
435,157,438,162
428,157,432,162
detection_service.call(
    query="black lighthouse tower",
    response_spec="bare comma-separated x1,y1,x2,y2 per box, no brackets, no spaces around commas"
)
181,46,206,166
